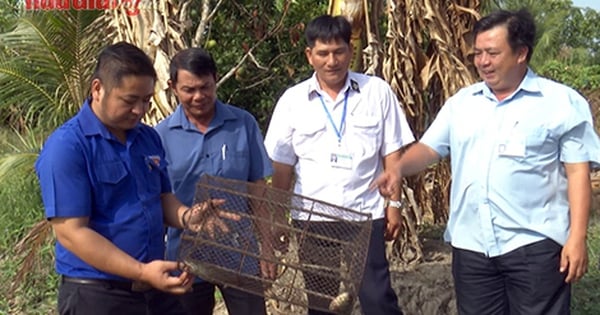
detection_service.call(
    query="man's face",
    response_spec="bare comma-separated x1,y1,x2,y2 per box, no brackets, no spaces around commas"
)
91,75,154,135
170,70,217,122
473,25,528,99
305,38,353,92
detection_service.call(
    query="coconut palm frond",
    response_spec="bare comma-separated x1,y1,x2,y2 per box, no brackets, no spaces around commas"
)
0,10,110,311
0,18,61,128
0,9,109,131
9,220,53,296
0,134,48,315
0,128,44,203
0,151,39,178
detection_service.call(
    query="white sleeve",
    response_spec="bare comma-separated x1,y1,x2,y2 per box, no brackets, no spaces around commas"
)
264,90,298,166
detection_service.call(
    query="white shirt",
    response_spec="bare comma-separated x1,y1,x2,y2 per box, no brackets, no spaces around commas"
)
264,72,414,220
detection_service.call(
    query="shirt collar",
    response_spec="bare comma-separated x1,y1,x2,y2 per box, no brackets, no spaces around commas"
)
471,67,542,102
78,97,141,140
518,68,541,94
167,100,237,132
306,72,361,99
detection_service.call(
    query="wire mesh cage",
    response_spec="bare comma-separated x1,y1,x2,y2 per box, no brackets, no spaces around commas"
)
178,175,373,314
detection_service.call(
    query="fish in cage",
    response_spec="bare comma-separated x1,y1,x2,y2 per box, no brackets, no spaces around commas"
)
178,175,373,314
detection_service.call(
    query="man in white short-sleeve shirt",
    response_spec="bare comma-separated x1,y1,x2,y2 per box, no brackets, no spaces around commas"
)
264,14,413,315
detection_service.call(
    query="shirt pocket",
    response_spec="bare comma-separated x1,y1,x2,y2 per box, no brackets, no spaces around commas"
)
501,125,553,164
214,149,250,180
349,116,381,157
143,155,167,197
524,126,556,163
95,161,128,207
525,127,551,151
292,120,327,158
96,161,128,184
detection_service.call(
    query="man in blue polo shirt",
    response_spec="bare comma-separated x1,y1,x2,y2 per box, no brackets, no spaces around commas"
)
155,47,273,315
35,42,232,315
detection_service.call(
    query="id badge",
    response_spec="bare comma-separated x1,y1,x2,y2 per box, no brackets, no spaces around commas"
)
498,137,525,157
330,151,353,169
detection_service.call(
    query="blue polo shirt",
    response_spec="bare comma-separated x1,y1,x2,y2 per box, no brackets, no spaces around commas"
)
421,69,600,257
155,101,272,272
35,99,171,280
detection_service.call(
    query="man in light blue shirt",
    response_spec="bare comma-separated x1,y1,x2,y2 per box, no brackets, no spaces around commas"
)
375,9,600,315
155,47,273,315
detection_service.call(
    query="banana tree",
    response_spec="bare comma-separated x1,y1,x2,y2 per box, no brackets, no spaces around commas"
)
328,0,384,74
105,0,320,127
383,0,480,265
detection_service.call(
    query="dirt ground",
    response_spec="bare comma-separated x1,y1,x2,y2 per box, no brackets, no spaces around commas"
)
204,111,600,315
390,239,456,315
211,173,600,315
212,237,455,315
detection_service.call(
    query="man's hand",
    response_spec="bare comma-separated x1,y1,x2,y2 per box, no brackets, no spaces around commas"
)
373,143,440,199
183,199,240,237
560,236,588,283
384,205,402,241
259,239,279,281
255,208,288,280
371,168,403,200
138,260,194,294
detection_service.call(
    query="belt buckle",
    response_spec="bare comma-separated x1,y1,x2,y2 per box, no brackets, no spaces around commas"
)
131,281,152,292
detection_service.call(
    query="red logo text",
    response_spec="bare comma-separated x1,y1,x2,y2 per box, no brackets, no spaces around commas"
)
24,0,144,16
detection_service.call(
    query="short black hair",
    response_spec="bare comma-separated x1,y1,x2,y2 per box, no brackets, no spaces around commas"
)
91,42,157,91
169,48,217,84
473,9,536,62
305,14,352,47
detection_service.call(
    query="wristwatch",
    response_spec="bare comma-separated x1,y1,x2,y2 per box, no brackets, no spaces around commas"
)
387,199,403,209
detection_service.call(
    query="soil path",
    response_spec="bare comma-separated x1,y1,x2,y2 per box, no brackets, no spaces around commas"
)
212,238,456,315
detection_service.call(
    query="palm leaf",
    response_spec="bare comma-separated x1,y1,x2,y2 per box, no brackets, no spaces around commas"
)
0,9,111,312
0,9,109,131
0,127,49,309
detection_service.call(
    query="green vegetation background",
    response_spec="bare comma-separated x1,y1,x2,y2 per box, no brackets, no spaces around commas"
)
1,0,600,314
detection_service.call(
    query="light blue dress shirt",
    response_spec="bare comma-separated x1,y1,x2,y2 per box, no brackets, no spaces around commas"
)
421,69,600,257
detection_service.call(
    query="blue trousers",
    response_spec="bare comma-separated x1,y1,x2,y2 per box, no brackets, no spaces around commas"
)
452,239,570,315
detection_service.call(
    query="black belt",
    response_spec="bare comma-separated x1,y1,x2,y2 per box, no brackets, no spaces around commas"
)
61,276,152,292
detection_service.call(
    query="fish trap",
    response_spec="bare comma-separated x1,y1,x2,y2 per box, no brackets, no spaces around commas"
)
178,175,373,314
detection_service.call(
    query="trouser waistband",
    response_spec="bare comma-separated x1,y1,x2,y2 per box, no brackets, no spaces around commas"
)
61,276,152,292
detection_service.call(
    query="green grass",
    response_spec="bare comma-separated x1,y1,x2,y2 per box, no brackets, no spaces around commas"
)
572,214,600,314
0,127,55,315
